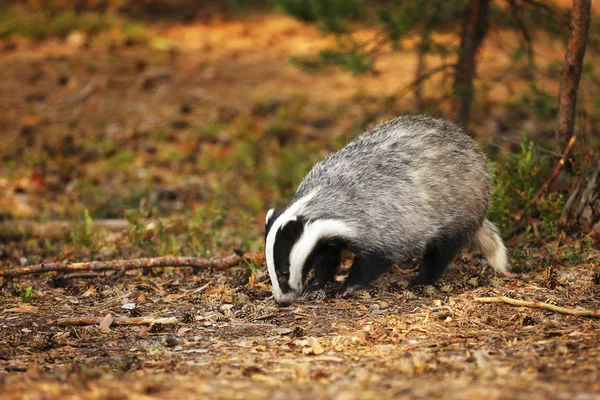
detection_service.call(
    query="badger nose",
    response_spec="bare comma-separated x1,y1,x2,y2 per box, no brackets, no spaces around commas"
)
276,300,292,308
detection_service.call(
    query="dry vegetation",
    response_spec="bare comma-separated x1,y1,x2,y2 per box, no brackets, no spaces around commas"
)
1,3,600,399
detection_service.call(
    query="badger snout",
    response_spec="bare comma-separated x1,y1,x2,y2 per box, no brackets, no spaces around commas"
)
274,289,301,307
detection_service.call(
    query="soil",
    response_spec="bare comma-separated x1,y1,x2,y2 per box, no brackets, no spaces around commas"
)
1,257,600,399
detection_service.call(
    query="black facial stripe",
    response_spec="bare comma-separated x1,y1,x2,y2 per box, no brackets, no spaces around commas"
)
272,217,305,292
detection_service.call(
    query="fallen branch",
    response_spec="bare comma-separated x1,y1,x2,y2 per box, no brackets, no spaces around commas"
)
0,254,242,278
474,296,600,317
58,316,178,326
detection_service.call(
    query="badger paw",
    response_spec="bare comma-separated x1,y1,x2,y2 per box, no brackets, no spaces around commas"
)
335,283,362,298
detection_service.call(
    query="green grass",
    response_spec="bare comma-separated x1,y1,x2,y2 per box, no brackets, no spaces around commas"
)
489,134,563,238
0,7,150,41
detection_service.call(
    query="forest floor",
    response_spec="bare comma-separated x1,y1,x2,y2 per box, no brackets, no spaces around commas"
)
1,5,600,400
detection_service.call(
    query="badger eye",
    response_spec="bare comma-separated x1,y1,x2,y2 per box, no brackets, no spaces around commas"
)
276,270,288,279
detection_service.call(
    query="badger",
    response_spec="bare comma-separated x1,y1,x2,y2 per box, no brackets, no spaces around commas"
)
265,115,509,306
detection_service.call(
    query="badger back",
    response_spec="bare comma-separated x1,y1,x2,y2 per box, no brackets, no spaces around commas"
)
293,115,491,263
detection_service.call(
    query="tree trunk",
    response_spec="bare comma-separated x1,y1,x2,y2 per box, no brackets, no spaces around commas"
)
561,153,600,233
556,0,593,231
452,0,490,129
554,0,591,153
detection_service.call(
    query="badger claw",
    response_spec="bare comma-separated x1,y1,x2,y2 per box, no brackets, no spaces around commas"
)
336,283,361,298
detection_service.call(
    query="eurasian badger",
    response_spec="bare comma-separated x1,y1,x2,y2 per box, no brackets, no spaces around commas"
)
265,115,509,306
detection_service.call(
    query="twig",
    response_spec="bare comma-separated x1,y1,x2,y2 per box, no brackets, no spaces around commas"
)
528,135,577,210
474,296,600,317
0,255,242,278
58,316,178,326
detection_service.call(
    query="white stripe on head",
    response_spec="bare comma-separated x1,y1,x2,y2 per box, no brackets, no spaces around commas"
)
266,208,275,224
288,219,354,290
265,192,316,303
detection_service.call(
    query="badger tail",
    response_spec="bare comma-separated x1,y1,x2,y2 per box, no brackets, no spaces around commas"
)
473,219,510,275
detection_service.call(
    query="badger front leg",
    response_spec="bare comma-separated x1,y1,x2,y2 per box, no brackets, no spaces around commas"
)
302,244,342,295
336,255,389,297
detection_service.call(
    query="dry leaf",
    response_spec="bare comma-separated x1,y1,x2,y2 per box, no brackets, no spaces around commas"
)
296,336,325,355
4,303,38,313
99,313,114,333
81,286,96,297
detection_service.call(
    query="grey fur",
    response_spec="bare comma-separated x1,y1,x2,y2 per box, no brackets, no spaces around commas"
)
266,115,509,303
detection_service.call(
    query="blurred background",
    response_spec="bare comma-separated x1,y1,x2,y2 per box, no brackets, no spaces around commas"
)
0,0,598,262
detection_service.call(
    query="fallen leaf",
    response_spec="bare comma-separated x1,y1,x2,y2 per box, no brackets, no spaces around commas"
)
81,286,96,297
177,327,191,335
4,303,38,313
296,336,325,355
99,313,114,333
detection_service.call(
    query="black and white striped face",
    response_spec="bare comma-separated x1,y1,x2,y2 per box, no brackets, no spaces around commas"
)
265,199,355,306
265,209,305,306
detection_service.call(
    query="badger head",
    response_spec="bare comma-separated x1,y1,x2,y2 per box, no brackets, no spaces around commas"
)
265,207,354,307
265,209,305,306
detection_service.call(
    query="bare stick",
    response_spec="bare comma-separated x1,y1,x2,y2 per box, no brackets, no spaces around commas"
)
0,255,242,278
528,135,577,209
58,316,178,326
474,296,600,317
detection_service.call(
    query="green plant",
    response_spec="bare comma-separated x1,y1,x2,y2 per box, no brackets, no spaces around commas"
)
274,0,365,33
125,205,166,257
489,134,562,238
516,84,556,118
0,8,112,39
20,286,37,303
560,238,594,266
318,48,373,75
71,208,94,247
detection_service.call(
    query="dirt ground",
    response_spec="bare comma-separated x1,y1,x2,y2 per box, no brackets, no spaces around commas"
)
1,256,600,399
1,6,600,400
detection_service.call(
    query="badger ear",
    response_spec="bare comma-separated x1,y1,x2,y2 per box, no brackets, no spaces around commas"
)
280,217,304,239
